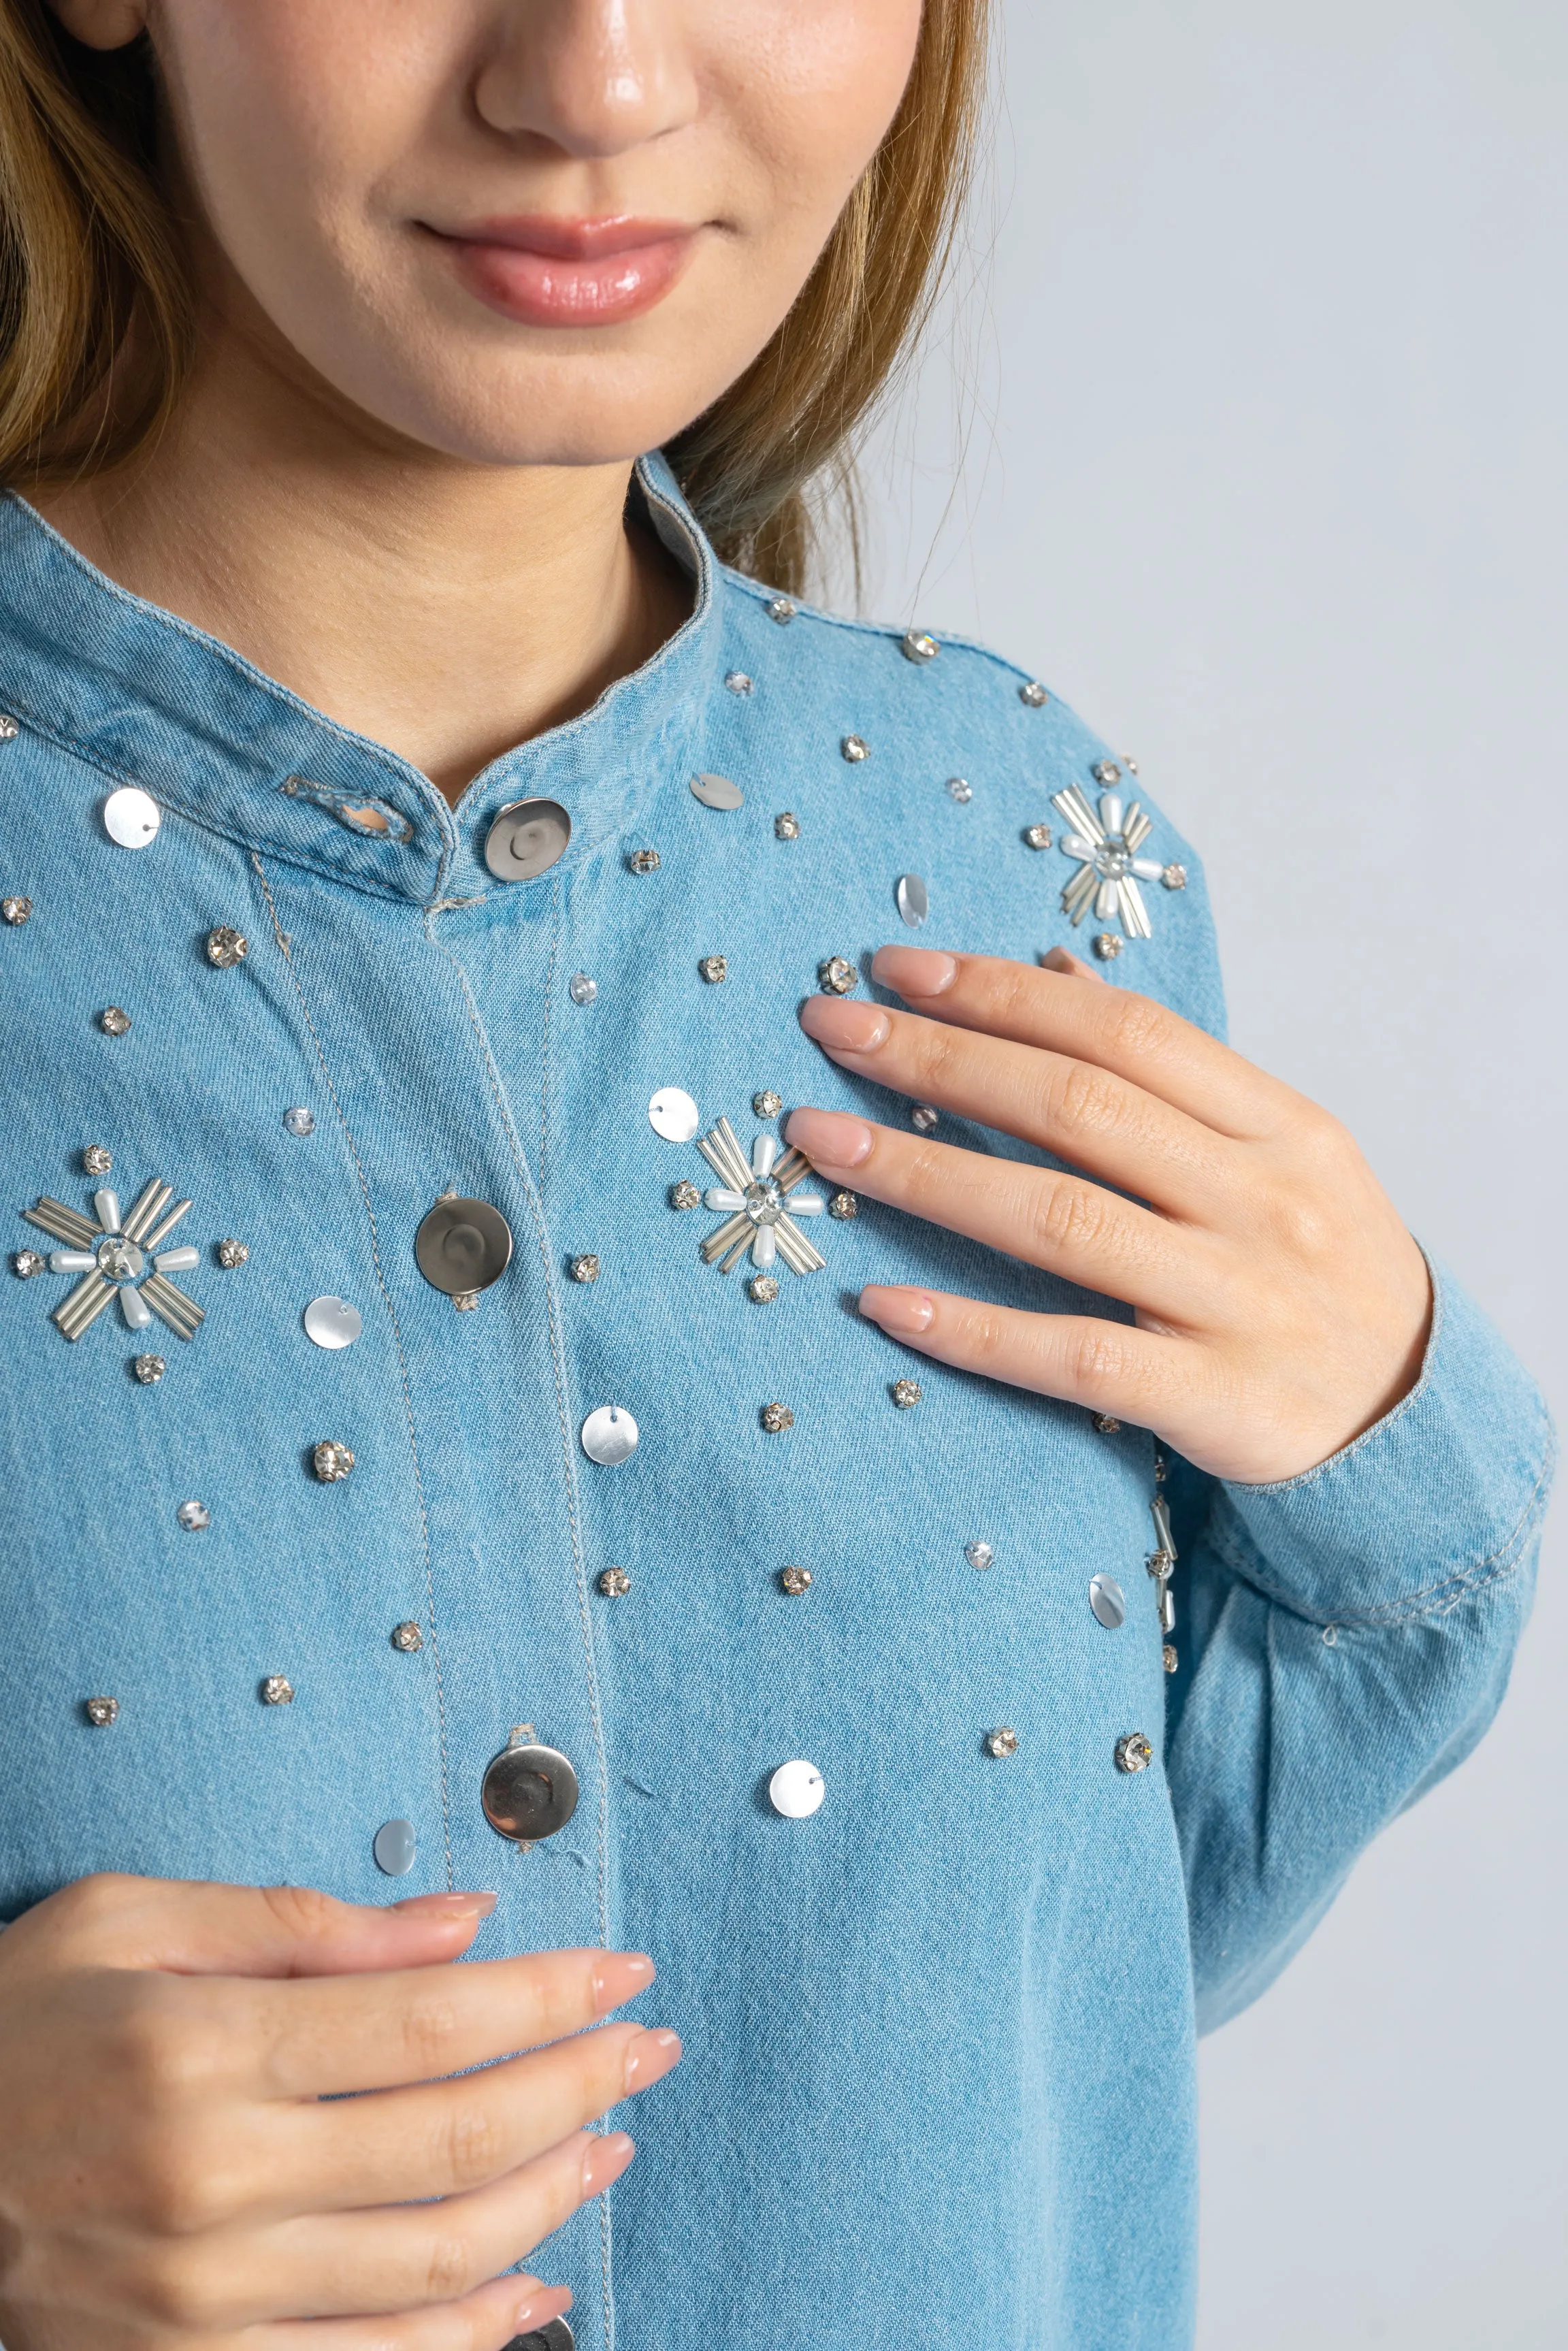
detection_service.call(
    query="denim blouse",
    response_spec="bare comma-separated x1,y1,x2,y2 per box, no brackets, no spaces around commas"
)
0,455,1553,2351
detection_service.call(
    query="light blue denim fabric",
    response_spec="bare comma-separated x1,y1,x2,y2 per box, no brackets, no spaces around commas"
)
0,455,1553,2349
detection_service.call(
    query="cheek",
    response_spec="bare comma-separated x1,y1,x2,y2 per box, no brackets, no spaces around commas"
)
723,0,925,243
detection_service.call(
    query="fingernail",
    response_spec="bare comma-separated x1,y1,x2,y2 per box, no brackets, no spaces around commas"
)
870,945,958,996
593,1951,655,2014
798,996,891,1052
1039,944,1102,982
623,2026,683,2092
581,2130,637,2197
783,1107,874,1168
860,1284,935,1335
513,2286,573,2331
393,1891,498,1919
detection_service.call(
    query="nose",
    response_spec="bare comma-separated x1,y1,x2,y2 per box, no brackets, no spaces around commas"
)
475,0,699,159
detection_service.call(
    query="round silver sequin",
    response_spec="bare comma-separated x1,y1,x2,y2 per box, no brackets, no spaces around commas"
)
82,1146,112,1176
779,1564,812,1594
598,1565,631,1596
766,596,796,624
911,1104,938,1134
760,1401,794,1433
1,894,31,924
205,926,248,968
1089,1573,1127,1630
391,1620,423,1652
1018,680,1048,708
819,956,857,995
98,1006,131,1036
768,1759,824,1817
670,1178,702,1210
698,954,728,983
902,629,938,664
840,734,868,763
1024,823,1052,851
649,1087,700,1142
966,1541,994,1571
102,786,161,849
1093,934,1124,961
828,1190,858,1219
1162,863,1188,892
891,1378,922,1408
581,1404,638,1464
1115,1732,1154,1774
414,1197,513,1296
312,1440,355,1482
218,1237,250,1269
176,1499,210,1531
482,1730,580,1841
748,1274,779,1303
985,1726,1019,1758
945,777,973,805
483,798,571,883
373,1818,416,1876
725,670,754,694
84,1696,119,1727
568,1254,600,1283
568,972,598,1005
304,1295,362,1349
753,1088,783,1119
689,772,745,811
628,847,661,874
283,1106,316,1137
896,873,928,927
774,812,800,841
12,1249,44,1278
261,1674,295,1706
133,1352,165,1384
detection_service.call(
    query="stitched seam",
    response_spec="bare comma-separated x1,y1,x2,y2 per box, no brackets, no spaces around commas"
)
421,911,611,1949
538,866,562,1190
253,854,455,1885
1213,1436,1556,1627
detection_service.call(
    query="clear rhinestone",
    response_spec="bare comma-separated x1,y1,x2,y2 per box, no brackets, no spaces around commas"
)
1018,680,1048,708
598,1565,631,1597
819,956,857,995
985,1725,1019,1758
945,777,973,804
911,1103,938,1134
725,670,754,694
753,1088,783,1119
216,1237,249,1269
1091,760,1122,785
766,596,796,623
569,972,598,1005
391,1620,424,1652
828,1190,858,1219
670,1179,702,1210
0,715,18,741
133,1352,165,1384
283,1106,316,1136
1023,823,1052,851
98,1006,131,1036
902,628,938,664
1126,758,1140,775
774,811,801,840
176,1499,210,1531
1115,1732,1154,1774
453,1289,480,1312
760,1401,794,1433
260,1674,295,1706
1092,933,1124,961
312,1440,355,1482
82,1145,112,1176
1092,1411,1122,1434
628,847,662,875
569,1253,600,1283
205,925,248,968
780,1563,813,1595
698,954,728,984
965,1541,994,1571
1163,1643,1179,1674
12,1249,44,1278
748,1274,780,1303
84,1696,119,1727
891,1378,922,1408
1,894,31,924
1162,862,1188,892
840,734,869,762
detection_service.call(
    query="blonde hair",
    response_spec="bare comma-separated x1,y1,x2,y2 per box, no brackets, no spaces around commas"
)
0,0,988,596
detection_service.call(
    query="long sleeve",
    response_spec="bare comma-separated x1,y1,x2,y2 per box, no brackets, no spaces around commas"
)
1164,1259,1556,2032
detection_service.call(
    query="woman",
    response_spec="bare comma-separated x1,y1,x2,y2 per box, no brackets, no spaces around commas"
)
0,2,1552,2347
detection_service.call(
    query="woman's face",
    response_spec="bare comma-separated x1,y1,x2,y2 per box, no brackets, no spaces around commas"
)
62,0,923,464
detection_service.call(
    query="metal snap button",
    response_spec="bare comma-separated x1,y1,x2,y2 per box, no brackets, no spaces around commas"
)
414,1197,513,1296
482,1728,580,1843
483,798,571,882
504,2322,574,2351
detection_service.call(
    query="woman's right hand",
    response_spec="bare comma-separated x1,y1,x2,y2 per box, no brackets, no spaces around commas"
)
0,1871,681,2351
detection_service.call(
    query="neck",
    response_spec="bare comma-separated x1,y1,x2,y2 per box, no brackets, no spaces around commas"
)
33,315,691,807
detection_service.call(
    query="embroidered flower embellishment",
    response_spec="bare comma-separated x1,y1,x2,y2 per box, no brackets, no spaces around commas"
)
694,1118,827,1292
16,1178,206,1342
1053,773,1170,943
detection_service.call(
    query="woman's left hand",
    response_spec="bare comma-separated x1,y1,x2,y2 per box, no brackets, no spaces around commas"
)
786,943,1432,1485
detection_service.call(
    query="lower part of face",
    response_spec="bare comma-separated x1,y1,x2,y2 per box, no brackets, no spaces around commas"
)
152,0,926,466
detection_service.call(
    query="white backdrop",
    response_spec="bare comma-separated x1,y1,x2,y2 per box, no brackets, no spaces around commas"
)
856,3,1567,2342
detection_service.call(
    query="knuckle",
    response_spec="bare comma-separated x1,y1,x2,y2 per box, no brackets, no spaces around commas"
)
1047,1058,1126,1139
1066,1322,1132,1397
258,1880,342,1943
45,1869,139,1944
131,2130,237,2236
1102,990,1173,1068
123,2240,228,2328
913,1020,964,1094
1030,1178,1108,1261
421,2225,483,2302
436,2096,510,2192
397,1986,463,2076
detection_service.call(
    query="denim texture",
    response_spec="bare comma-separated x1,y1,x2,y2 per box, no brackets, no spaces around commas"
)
0,456,1552,2349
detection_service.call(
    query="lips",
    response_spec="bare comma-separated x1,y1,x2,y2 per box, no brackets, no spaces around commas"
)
430,214,698,327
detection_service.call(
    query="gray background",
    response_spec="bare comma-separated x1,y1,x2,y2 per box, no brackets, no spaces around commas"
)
855,2,1566,2343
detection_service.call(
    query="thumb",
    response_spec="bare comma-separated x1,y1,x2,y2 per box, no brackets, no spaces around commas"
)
6,1872,497,1981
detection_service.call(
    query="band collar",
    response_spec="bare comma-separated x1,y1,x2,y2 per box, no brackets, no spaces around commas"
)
0,450,721,907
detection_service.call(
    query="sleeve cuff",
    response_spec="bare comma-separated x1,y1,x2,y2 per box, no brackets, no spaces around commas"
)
1208,1257,1556,1622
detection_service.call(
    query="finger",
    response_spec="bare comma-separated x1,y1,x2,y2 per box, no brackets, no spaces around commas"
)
868,945,1294,1137
798,992,1230,1218
263,2273,571,2351
240,2133,633,2320
250,1946,656,2099
857,1281,1192,1419
275,2022,681,2213
782,1109,1216,1322
1039,944,1104,982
